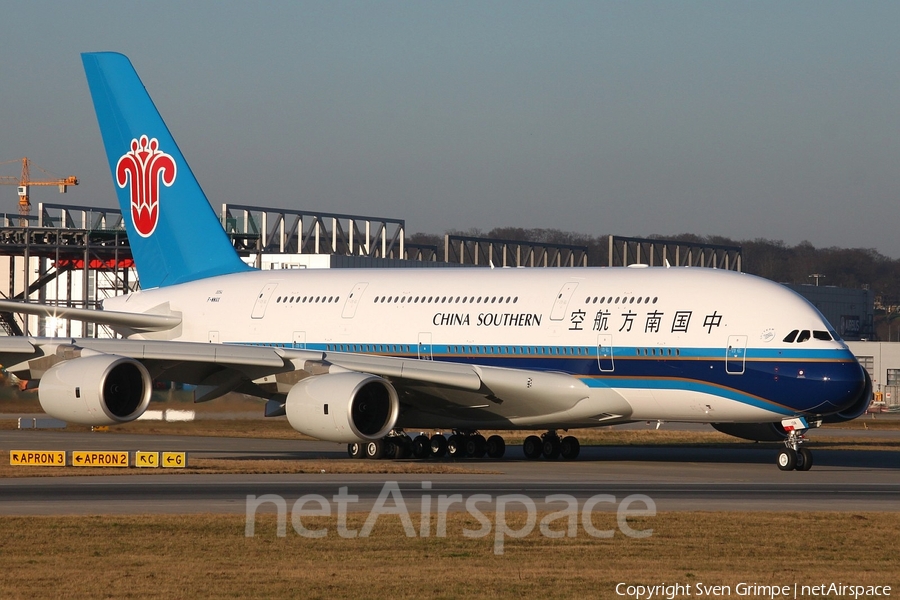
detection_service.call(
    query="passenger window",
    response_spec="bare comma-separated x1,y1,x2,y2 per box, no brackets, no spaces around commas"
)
813,330,832,341
797,330,811,343
783,330,799,343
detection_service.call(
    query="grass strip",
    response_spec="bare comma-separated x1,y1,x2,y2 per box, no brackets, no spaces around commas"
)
0,512,896,599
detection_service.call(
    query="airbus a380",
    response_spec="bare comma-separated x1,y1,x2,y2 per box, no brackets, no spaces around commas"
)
0,52,871,471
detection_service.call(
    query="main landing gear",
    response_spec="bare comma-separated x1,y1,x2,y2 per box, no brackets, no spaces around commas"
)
348,430,507,460
522,430,580,461
347,430,582,461
776,417,817,471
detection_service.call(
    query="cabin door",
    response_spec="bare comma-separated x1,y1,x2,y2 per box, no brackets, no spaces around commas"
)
342,283,368,318
725,335,748,374
418,332,433,360
550,282,579,321
251,282,279,319
597,334,615,372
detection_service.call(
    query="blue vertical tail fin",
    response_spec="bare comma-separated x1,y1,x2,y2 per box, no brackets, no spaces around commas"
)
82,52,251,288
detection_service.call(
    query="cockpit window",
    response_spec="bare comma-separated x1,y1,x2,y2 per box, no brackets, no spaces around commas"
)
784,329,832,343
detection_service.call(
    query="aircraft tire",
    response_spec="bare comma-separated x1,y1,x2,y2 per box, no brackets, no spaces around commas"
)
447,434,466,458
366,440,388,460
430,434,448,458
393,437,412,459
560,436,580,460
523,435,542,460
542,436,561,459
796,448,813,471
486,435,506,458
412,435,431,459
466,435,487,458
776,448,796,471
348,442,364,459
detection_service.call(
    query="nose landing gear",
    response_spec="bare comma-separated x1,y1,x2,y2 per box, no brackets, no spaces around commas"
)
776,417,818,471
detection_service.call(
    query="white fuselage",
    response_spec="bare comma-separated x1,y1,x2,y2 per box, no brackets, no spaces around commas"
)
104,265,862,427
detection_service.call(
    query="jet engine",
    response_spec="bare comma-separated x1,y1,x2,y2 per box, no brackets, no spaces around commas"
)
285,372,399,443
39,354,152,425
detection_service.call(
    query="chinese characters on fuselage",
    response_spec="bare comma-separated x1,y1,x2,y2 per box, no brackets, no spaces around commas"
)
428,310,723,334
575,309,723,334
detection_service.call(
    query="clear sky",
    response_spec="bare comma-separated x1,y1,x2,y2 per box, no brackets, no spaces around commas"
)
2,1,899,255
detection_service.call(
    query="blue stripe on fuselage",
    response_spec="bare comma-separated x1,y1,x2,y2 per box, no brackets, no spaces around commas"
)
238,340,863,417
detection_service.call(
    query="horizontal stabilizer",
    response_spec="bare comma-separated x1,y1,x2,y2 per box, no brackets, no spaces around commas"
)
0,300,181,333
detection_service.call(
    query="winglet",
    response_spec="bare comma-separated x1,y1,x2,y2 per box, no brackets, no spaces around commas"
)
81,52,251,288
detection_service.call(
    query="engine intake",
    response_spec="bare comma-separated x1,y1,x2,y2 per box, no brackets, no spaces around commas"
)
39,354,152,425
285,372,399,443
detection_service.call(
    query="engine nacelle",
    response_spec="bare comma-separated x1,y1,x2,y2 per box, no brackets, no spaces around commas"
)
711,422,788,442
285,372,399,443
39,354,152,425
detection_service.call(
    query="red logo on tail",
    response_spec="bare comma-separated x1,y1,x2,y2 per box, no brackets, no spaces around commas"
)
116,135,177,238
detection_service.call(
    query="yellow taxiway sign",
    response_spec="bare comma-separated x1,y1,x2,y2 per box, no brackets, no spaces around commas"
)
9,450,66,466
135,451,160,468
161,452,187,468
71,451,130,467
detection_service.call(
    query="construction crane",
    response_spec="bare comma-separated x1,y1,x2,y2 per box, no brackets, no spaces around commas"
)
0,157,79,224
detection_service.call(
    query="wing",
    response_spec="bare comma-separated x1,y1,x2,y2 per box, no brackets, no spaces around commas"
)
0,336,630,431
270,349,632,429
0,337,314,402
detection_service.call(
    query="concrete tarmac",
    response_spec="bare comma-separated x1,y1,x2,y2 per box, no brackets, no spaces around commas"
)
1,429,898,515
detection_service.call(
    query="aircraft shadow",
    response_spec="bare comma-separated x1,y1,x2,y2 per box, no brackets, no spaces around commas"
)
199,445,899,470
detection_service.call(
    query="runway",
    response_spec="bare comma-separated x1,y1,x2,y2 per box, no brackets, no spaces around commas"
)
2,429,899,515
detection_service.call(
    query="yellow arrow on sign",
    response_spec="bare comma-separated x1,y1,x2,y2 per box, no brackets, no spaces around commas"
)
135,451,160,468
71,451,129,467
9,450,66,466
161,452,187,468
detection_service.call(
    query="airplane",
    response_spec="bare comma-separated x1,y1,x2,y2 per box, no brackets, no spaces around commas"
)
0,52,871,471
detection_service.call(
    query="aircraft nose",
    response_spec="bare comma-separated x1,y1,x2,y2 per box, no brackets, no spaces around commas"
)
819,362,871,422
